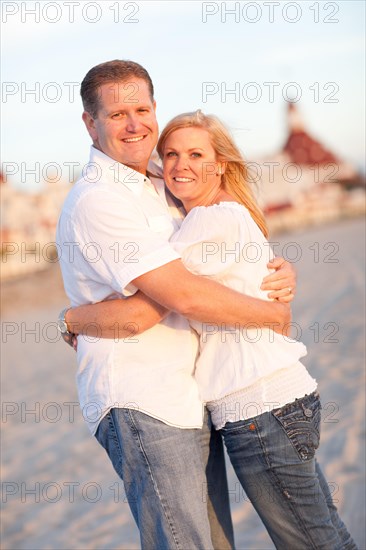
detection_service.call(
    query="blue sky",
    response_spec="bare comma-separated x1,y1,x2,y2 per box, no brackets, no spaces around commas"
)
1,0,365,190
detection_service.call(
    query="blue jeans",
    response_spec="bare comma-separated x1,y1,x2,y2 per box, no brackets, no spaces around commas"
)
95,407,234,550
221,391,357,550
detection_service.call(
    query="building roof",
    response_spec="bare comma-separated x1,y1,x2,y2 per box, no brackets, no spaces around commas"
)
283,103,339,166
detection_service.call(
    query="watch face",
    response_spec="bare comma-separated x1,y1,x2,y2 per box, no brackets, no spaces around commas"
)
58,320,68,334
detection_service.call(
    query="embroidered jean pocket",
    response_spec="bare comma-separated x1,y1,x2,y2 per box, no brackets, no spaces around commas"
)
271,392,321,461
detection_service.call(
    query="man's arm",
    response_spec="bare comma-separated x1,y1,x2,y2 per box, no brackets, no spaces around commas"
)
65,257,295,338
66,292,168,339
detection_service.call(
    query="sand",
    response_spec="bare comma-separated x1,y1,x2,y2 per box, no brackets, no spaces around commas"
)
1,217,365,549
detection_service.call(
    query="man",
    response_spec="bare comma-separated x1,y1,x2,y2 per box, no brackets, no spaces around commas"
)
56,60,296,549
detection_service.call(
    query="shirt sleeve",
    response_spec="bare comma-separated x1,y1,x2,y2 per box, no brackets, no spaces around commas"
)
169,205,249,279
73,186,181,296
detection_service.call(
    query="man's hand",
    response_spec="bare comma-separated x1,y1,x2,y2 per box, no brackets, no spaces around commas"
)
61,331,78,351
272,302,292,336
261,257,296,303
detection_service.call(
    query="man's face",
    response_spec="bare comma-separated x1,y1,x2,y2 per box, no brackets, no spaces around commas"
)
83,78,159,174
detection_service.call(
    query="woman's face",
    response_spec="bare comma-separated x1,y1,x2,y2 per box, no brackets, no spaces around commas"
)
162,127,222,210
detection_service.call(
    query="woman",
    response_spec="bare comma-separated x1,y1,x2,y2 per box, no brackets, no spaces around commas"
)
66,111,357,549
155,111,357,549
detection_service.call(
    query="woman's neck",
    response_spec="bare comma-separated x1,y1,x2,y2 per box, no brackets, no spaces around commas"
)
183,189,235,213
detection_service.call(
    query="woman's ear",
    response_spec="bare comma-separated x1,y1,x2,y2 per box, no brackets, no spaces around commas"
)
217,162,227,176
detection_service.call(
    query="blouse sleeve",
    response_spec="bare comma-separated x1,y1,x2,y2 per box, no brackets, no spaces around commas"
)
170,205,250,278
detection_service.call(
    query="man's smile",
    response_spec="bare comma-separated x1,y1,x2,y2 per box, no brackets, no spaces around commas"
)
122,135,146,143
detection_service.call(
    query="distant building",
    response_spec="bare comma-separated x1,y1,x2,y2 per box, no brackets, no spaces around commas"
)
1,180,71,280
256,102,365,232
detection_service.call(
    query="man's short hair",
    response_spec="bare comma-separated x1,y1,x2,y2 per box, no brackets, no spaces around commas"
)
80,60,154,118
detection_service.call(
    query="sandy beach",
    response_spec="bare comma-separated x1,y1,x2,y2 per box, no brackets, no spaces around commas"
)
1,216,365,550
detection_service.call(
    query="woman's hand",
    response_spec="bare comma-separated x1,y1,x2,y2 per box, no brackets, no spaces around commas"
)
261,257,296,303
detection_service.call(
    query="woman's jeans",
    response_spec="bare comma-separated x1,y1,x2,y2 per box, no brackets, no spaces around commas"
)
221,391,357,550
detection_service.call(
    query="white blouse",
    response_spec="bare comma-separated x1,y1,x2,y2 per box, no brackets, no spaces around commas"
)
170,202,311,404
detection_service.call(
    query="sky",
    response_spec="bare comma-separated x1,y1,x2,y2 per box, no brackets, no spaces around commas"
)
1,0,365,191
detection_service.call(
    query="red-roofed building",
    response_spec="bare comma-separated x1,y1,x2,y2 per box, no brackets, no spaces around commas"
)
283,103,339,166
256,102,365,231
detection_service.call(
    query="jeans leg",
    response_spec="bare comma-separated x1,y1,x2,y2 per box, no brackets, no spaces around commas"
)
95,408,214,550
221,393,357,550
316,461,358,550
199,409,235,550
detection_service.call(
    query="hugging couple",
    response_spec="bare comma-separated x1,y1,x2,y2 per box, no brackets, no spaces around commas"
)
56,60,356,549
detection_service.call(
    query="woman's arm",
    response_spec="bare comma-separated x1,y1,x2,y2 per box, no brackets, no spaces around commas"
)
65,291,169,339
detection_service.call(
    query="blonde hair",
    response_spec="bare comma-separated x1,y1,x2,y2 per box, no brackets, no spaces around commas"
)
157,110,268,238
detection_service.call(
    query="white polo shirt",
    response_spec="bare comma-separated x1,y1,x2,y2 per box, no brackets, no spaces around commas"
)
56,146,203,435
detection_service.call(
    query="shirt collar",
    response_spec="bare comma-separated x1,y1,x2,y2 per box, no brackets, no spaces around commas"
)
89,145,148,196
147,159,163,179
146,158,185,215
146,160,165,197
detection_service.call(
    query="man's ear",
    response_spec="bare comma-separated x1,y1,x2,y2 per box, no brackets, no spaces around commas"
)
82,111,98,141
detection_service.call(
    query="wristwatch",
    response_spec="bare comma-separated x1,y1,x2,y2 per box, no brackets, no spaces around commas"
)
57,307,72,334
